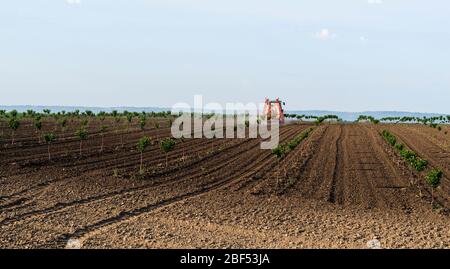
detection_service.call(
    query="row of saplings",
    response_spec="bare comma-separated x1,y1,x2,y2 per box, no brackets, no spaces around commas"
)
7,117,98,159
4,110,169,146
137,136,176,175
16,119,177,176
45,133,176,174
382,130,443,208
271,127,315,187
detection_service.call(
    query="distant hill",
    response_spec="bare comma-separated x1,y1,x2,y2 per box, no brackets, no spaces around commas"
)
0,105,447,122
0,105,170,114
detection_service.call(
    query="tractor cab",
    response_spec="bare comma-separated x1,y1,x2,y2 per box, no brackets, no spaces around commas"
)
263,98,286,124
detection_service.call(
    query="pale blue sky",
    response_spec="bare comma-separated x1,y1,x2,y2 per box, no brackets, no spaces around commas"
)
1,0,449,113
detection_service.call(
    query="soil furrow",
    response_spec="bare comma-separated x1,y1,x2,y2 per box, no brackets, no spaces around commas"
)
0,126,305,226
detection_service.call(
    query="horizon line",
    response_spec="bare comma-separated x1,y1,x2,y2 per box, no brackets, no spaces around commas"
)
0,104,449,116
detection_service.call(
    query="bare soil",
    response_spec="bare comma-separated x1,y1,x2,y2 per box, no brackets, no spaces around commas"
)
0,122,449,249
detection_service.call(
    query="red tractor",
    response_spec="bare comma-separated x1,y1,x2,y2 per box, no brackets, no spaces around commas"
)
263,98,286,124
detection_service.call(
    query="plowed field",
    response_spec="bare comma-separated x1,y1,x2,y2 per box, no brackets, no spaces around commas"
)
1,122,449,249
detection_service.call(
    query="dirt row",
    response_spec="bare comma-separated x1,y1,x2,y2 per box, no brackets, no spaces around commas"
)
248,125,434,210
80,124,450,249
0,124,302,200
1,123,449,249
404,125,449,151
0,117,173,149
0,124,309,248
1,126,174,165
381,125,449,176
